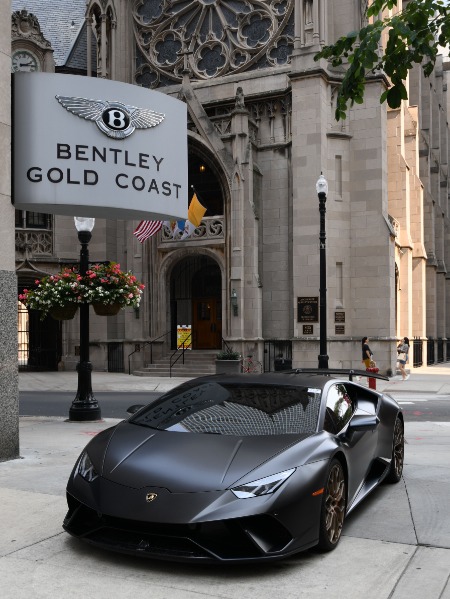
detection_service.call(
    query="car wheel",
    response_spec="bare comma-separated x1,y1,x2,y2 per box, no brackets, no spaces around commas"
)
317,459,346,552
385,416,404,484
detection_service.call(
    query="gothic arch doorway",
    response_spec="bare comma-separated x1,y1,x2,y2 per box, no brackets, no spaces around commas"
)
170,255,222,350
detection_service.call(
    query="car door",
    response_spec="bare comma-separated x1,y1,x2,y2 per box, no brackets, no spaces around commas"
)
323,383,379,507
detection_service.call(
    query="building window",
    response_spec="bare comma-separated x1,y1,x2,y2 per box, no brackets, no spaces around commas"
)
15,210,51,229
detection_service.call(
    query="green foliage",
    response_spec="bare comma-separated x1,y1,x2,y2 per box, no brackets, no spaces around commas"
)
82,262,145,307
18,268,82,319
19,262,145,319
314,0,449,120
216,348,241,360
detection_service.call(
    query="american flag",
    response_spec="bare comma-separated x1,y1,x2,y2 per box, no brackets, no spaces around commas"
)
133,220,162,242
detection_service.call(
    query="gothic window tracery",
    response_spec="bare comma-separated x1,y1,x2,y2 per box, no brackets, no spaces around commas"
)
87,1,115,78
133,0,294,88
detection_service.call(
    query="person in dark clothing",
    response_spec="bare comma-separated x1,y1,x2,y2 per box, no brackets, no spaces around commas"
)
361,336,373,368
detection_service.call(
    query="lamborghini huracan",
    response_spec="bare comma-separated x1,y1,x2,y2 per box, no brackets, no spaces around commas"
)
63,370,404,563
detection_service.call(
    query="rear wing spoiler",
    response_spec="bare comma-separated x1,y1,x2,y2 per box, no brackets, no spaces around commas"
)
281,368,389,382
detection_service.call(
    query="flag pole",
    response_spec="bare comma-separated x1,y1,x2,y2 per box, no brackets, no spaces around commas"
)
190,184,205,204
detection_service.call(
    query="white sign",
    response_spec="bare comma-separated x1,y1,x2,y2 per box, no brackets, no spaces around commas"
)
13,73,188,220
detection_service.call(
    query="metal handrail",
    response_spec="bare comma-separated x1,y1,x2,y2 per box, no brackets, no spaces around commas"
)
221,339,235,353
127,331,170,375
169,333,192,377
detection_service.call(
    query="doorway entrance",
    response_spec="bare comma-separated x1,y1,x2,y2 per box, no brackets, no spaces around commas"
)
18,301,62,371
192,297,222,349
170,255,222,350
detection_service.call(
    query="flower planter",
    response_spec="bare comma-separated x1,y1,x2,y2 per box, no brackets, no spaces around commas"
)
92,302,121,316
50,304,78,321
19,262,143,320
215,359,241,375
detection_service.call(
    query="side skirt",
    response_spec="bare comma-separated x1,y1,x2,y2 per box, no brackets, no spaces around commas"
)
346,458,390,515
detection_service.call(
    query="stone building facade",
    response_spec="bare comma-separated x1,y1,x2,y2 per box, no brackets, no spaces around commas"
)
10,0,450,376
1,0,19,461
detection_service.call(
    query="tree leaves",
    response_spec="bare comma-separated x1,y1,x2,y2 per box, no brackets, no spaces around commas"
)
314,0,449,120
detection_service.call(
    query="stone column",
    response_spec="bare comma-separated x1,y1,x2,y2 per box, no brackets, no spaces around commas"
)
230,90,263,349
0,1,19,461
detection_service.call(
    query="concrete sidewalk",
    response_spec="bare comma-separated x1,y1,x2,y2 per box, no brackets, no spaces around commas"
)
1,363,448,598
18,370,192,393
18,362,450,394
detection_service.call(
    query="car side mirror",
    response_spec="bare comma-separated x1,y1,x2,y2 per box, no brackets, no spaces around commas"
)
126,404,145,415
347,413,380,433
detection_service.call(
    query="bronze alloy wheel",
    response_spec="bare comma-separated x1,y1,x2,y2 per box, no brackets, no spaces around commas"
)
386,417,404,483
318,459,346,551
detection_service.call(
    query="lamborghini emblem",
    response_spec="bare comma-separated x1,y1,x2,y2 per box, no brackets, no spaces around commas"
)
146,492,158,503
55,95,165,140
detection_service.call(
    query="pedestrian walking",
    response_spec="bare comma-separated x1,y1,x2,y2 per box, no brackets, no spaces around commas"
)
361,336,374,368
397,337,410,380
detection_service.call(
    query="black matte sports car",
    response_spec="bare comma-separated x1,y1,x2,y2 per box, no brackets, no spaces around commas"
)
63,370,404,563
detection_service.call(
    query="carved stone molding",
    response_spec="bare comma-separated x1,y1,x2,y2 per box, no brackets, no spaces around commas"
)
202,94,292,145
15,231,53,256
160,216,224,243
133,0,294,88
12,10,52,49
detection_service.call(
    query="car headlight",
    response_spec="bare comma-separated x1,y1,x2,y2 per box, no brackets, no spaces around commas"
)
77,451,99,482
231,468,296,499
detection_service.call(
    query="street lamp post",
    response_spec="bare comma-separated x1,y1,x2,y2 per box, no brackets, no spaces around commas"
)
316,174,329,369
69,217,101,422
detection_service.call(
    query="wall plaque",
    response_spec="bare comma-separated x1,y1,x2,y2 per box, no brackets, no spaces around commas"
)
303,325,313,335
335,325,345,335
335,312,345,323
297,297,319,322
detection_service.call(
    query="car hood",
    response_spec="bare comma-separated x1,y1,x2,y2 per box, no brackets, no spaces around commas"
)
96,421,312,492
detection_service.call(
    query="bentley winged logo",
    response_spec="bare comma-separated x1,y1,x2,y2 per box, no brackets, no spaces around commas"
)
145,492,158,503
55,95,165,139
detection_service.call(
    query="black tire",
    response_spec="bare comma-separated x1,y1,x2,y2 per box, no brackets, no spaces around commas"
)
385,416,404,484
317,458,347,552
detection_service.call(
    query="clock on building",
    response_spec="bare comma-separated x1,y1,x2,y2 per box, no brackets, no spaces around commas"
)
11,49,39,72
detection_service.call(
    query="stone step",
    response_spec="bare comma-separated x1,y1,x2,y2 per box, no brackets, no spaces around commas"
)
132,350,218,377
133,369,213,377
142,363,215,369
144,357,216,366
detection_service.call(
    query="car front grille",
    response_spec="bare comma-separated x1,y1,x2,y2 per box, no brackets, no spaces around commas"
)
64,495,293,562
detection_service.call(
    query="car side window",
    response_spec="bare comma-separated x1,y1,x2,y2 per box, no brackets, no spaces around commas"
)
324,384,354,434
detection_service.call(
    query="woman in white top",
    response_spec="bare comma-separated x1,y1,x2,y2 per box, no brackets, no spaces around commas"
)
397,337,410,380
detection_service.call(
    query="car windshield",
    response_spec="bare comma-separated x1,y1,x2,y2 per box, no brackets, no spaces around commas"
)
130,381,322,435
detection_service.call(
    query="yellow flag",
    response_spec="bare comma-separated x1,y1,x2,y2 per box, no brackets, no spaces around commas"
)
188,193,206,227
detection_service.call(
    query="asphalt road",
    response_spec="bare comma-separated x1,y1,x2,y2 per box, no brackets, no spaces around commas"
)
393,393,450,421
19,390,450,421
19,391,162,419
